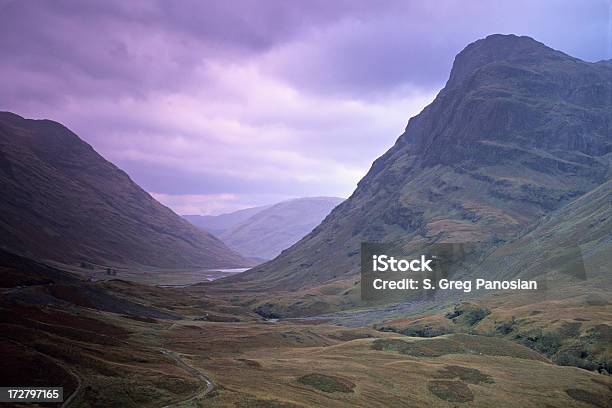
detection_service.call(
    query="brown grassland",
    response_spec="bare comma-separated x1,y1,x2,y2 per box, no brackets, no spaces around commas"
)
2,273,611,408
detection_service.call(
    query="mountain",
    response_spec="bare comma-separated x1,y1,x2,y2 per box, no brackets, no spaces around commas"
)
183,205,272,236
219,34,612,293
184,197,344,259
477,178,611,283
0,112,249,269
217,197,344,259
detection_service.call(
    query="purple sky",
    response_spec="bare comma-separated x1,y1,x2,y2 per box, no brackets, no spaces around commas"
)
1,0,610,215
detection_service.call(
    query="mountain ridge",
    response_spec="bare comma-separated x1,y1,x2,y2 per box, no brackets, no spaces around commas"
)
219,196,344,259
184,205,273,236
184,197,344,259
0,111,250,269
215,34,611,293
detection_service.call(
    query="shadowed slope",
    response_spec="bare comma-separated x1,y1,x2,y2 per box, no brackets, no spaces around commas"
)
0,112,249,268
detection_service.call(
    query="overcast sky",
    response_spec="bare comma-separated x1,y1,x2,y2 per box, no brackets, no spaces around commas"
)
1,0,610,214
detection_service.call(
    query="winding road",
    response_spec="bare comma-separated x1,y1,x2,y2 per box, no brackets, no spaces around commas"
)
160,349,215,408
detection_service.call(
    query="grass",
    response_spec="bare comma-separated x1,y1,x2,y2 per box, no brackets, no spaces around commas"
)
565,388,611,408
8,297,611,407
5,265,612,407
445,302,492,327
375,288,612,374
434,365,494,384
371,334,547,361
235,398,301,408
427,380,474,403
297,374,355,393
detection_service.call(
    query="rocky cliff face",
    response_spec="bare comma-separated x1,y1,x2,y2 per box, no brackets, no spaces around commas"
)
0,112,249,268
223,35,612,290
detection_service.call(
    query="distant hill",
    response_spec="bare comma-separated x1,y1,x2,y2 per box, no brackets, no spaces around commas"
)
219,34,612,295
185,197,343,260
0,112,250,269
183,205,272,236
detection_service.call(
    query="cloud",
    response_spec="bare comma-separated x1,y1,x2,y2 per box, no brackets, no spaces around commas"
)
0,0,609,214
151,192,241,215
14,55,435,201
151,192,295,216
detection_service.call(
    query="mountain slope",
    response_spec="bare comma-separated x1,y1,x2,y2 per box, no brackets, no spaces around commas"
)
183,205,272,236
0,112,249,268
218,197,343,259
220,34,612,291
478,178,611,283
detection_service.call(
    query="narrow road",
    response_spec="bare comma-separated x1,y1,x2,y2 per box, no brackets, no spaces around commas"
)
5,339,82,408
61,370,82,408
160,349,214,408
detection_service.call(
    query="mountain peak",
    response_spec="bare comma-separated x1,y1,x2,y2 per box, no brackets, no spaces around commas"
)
217,36,611,301
447,34,574,87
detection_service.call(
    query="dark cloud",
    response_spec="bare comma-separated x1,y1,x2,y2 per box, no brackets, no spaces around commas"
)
0,0,609,214
262,0,610,97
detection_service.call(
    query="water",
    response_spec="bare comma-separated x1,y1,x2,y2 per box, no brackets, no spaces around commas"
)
207,268,250,274
157,267,251,287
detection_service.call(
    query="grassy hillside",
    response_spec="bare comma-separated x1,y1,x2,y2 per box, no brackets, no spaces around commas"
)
0,112,249,269
201,169,610,320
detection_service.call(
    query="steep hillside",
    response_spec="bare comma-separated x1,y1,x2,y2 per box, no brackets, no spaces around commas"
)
183,205,272,236
372,181,611,373
0,112,249,268
218,197,344,259
220,34,611,291
477,178,611,283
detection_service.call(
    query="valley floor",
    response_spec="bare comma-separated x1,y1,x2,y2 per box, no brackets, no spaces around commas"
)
2,268,611,408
